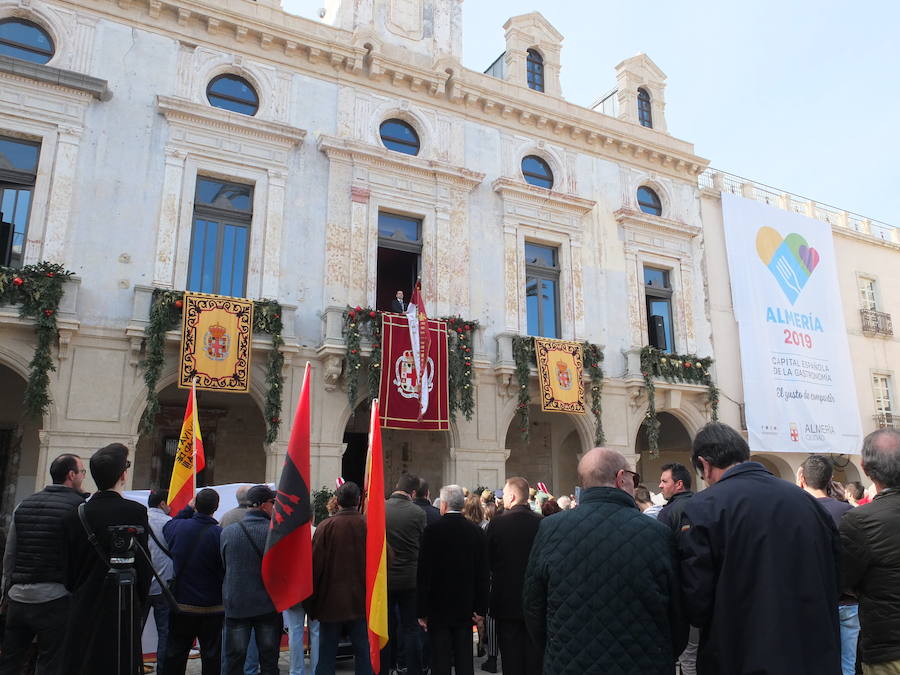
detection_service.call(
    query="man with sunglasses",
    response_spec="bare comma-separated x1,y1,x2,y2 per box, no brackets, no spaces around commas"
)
523,447,686,675
0,454,87,674
677,422,841,675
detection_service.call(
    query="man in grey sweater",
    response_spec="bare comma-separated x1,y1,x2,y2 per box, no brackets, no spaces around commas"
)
220,484,281,675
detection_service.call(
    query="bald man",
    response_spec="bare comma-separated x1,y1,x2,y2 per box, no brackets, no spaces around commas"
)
523,448,686,675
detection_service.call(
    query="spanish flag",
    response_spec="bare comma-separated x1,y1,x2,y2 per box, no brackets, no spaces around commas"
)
167,381,205,514
364,399,389,672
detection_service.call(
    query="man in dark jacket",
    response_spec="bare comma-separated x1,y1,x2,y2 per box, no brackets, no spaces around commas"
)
162,487,225,674
485,476,542,675
523,448,685,675
305,481,370,675
656,461,697,675
678,422,841,675
656,461,693,530
0,453,86,674
417,484,488,675
840,428,900,674
221,484,282,675
62,443,152,675
414,478,441,527
383,473,426,675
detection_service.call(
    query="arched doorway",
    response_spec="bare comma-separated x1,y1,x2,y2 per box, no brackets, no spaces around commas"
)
341,400,451,499
0,363,40,532
750,454,794,481
133,383,267,489
504,405,583,498
830,455,862,484
636,412,694,491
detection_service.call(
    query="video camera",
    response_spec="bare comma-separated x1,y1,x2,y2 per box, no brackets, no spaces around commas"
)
107,524,144,567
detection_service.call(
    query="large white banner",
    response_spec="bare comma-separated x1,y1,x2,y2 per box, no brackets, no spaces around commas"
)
722,193,862,454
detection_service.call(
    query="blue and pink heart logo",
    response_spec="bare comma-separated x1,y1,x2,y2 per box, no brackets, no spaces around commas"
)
756,227,820,304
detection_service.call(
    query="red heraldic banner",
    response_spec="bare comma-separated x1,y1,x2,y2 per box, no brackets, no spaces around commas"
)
262,362,313,611
379,313,449,431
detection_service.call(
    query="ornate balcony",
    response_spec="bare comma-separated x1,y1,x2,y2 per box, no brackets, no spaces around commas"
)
860,309,893,337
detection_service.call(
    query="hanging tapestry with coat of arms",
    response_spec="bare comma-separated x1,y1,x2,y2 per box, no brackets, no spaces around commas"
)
179,292,254,393
378,313,449,430
534,337,586,414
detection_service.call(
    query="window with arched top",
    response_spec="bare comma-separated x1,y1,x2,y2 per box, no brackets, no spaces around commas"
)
521,155,554,189
637,186,662,216
206,74,259,116
0,18,54,64
637,88,653,128
526,49,544,92
379,119,420,156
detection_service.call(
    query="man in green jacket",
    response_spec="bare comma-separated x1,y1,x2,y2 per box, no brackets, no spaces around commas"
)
523,448,686,675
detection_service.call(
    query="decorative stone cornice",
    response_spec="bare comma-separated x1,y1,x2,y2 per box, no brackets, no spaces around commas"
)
492,177,596,216
615,208,701,239
63,0,709,182
317,135,485,191
0,54,111,100
156,95,306,147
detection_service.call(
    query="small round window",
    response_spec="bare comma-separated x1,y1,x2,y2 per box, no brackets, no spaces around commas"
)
522,155,554,189
0,18,54,64
380,119,420,156
637,186,662,216
207,74,259,116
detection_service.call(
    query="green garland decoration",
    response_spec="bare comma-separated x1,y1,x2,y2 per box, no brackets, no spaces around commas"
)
312,485,335,526
0,262,73,419
138,290,286,443
583,342,606,446
511,336,535,442
512,337,605,444
640,346,719,456
343,306,380,407
442,317,478,422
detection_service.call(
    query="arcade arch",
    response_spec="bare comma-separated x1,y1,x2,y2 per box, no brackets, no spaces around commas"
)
0,363,40,528
133,383,267,489
636,411,695,490
504,405,586,498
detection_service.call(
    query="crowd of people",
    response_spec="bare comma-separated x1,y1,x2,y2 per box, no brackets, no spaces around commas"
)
1,422,899,675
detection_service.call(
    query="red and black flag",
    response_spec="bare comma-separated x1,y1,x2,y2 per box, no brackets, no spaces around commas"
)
262,361,313,611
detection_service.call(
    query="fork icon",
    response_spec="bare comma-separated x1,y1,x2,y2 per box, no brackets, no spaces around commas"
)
775,256,802,297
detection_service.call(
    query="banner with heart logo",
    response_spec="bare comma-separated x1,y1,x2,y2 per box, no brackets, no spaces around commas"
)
722,194,862,454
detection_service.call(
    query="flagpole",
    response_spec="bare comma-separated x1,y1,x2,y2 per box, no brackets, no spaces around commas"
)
191,377,198,496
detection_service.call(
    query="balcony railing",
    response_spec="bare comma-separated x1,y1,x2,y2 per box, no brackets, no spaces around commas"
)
860,309,893,336
699,168,898,244
874,413,898,429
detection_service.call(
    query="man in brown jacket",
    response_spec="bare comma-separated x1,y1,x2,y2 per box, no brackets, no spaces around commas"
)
305,481,371,675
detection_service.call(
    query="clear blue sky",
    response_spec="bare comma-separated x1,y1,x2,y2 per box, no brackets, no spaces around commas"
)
283,0,899,226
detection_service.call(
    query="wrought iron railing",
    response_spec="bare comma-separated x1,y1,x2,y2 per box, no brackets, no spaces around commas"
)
860,309,893,336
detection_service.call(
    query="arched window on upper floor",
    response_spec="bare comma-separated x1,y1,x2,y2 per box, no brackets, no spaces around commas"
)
526,49,544,92
379,119,421,156
637,186,662,216
522,155,554,189
637,88,652,128
207,74,259,116
0,18,54,64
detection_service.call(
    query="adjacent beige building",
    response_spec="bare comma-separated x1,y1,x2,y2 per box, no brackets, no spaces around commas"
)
0,0,894,522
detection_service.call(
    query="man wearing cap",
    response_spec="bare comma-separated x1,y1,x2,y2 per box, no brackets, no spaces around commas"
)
221,484,282,675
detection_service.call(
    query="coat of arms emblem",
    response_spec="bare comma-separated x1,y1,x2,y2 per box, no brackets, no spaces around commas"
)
204,322,230,361
393,349,434,399
555,360,573,391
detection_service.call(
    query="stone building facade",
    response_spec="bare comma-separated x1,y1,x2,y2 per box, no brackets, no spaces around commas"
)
0,0,892,513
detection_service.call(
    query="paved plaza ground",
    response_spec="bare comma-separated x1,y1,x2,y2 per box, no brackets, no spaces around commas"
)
181,652,492,673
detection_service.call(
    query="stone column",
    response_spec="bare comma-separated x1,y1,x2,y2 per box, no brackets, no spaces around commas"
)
261,170,286,298
312,442,345,491
349,186,371,307
152,147,188,288
449,447,509,492
41,125,83,265
503,221,519,332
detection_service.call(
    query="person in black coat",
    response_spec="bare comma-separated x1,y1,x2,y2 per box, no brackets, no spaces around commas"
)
485,477,543,675
417,484,489,675
62,443,153,675
413,478,441,527
678,423,841,675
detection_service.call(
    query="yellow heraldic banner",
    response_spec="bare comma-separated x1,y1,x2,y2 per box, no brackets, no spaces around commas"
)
534,338,586,414
179,292,254,393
